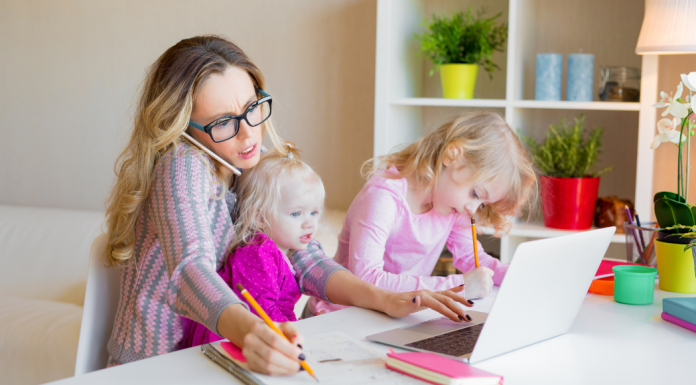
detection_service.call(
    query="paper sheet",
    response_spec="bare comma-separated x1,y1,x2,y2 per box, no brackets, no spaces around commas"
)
256,332,422,385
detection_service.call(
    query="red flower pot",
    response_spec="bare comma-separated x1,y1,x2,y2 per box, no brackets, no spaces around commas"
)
540,176,600,230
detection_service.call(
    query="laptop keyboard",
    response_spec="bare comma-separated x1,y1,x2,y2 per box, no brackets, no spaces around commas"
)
405,323,484,357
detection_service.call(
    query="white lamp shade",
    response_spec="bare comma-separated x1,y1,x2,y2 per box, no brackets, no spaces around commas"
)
636,0,696,54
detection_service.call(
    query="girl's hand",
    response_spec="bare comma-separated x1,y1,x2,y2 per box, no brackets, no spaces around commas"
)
379,285,475,322
461,267,494,299
242,321,306,375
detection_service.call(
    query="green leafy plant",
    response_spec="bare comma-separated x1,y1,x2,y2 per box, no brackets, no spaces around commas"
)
660,225,696,251
523,115,613,178
417,8,507,77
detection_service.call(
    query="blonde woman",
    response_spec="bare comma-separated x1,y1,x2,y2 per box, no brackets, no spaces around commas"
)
310,112,537,316
103,35,471,375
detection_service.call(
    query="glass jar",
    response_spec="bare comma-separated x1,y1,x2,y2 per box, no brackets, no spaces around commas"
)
598,66,641,102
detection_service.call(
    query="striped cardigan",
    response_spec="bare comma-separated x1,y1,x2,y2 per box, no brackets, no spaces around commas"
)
106,143,344,365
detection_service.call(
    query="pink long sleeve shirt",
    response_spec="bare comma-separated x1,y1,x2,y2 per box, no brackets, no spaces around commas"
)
310,167,508,314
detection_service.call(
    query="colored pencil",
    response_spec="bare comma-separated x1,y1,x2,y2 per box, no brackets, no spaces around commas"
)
235,284,318,382
471,218,480,268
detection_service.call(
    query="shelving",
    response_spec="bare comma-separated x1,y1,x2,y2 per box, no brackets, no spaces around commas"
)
373,0,655,262
391,97,640,111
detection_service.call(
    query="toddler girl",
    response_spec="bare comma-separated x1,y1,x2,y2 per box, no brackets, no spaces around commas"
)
309,111,536,316
180,145,325,348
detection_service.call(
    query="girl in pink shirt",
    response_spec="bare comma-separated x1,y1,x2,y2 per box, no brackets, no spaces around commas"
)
310,112,536,315
180,146,326,348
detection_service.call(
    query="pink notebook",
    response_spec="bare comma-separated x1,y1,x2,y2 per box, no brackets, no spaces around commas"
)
662,312,696,333
386,352,502,385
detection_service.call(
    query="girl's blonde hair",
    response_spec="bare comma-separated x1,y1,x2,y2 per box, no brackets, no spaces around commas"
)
364,111,536,235
232,144,325,251
103,35,286,267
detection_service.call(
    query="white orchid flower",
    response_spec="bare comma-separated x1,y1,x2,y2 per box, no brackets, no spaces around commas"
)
653,82,689,118
681,72,696,92
651,118,687,149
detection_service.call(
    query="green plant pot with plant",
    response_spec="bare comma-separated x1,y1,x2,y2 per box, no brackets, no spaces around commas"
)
418,8,507,99
649,72,696,293
524,115,612,230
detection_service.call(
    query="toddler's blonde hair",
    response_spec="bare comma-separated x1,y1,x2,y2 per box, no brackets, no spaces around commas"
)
364,111,536,235
232,144,325,251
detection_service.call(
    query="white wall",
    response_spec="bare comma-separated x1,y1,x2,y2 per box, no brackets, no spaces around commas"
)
0,0,376,211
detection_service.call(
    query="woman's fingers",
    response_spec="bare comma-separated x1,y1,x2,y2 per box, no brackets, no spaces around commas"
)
419,290,469,322
438,287,474,308
242,322,303,375
278,321,304,348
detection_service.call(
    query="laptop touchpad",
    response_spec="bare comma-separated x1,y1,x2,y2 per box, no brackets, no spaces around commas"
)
403,311,487,336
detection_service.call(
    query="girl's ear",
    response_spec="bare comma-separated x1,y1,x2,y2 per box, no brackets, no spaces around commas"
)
443,142,463,168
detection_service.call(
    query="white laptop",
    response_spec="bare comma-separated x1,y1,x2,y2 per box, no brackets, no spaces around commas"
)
366,227,616,363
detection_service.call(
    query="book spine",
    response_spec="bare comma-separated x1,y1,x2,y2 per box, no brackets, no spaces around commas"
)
661,312,696,334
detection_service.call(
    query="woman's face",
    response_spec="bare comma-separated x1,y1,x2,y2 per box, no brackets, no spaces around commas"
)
188,66,263,170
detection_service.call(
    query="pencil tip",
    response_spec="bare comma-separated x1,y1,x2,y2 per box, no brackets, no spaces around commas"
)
471,217,475,225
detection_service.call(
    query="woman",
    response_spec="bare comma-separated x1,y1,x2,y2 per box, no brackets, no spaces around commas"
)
103,35,470,375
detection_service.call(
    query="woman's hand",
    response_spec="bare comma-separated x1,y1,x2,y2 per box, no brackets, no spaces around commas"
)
217,304,305,375
377,285,475,322
243,321,305,375
461,266,494,299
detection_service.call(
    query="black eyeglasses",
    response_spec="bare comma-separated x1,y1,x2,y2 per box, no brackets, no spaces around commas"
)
188,89,272,143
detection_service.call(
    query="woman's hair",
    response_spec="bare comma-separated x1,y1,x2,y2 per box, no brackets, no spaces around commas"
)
363,111,536,235
103,35,286,267
232,144,325,251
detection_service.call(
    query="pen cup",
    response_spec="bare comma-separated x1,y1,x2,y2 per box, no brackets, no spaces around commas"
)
623,222,658,266
613,265,658,305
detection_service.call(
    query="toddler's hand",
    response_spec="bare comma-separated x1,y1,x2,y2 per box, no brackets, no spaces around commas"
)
462,267,494,299
313,310,327,316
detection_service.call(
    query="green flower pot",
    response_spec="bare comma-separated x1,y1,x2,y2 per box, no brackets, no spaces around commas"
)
440,64,478,99
655,240,696,293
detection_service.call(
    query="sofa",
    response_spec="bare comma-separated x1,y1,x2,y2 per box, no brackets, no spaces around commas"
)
0,204,345,385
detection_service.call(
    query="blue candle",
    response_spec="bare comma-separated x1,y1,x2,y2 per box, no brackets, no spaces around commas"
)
535,53,563,101
567,53,594,101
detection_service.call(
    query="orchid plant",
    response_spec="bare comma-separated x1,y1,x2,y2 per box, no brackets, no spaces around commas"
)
651,72,696,234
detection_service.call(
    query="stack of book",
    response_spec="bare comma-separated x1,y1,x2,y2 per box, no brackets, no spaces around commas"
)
662,297,696,333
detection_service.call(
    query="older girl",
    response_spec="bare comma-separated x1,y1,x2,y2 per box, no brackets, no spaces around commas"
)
103,35,470,375
310,112,536,316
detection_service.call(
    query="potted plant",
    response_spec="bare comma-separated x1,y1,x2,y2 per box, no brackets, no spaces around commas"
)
649,72,696,293
417,8,507,99
524,115,612,230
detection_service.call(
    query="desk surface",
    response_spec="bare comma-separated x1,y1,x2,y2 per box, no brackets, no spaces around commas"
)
53,285,696,385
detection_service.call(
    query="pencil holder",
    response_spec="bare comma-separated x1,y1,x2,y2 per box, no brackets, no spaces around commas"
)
613,265,658,305
623,222,658,266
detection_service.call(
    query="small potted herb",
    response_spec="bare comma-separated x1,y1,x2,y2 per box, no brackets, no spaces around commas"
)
417,8,507,99
524,115,612,230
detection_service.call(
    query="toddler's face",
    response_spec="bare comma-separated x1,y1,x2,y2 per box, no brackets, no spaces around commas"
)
431,160,506,218
267,177,323,254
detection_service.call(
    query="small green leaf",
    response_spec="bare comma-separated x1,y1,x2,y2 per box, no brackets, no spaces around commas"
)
655,197,696,228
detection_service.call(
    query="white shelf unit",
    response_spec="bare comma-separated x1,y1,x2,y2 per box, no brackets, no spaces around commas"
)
373,0,657,263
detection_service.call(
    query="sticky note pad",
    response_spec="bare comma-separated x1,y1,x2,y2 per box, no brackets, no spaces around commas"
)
220,341,247,363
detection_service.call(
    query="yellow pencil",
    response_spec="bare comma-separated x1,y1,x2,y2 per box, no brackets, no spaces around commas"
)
236,283,319,382
471,217,480,268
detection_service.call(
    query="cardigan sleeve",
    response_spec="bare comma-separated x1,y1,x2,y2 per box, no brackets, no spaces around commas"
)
150,148,246,335
288,240,347,301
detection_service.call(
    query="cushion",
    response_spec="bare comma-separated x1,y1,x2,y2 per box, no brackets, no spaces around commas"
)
0,205,104,305
0,295,82,385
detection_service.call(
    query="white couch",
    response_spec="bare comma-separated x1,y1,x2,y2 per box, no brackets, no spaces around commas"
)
0,205,104,385
0,204,345,385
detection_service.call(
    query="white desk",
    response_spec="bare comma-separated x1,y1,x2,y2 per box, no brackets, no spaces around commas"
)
52,285,696,385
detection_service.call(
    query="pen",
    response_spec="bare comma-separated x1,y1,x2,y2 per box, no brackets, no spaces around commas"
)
236,283,319,382
471,217,480,268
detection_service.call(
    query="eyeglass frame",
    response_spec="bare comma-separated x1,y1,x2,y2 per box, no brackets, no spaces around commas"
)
188,88,272,143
